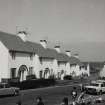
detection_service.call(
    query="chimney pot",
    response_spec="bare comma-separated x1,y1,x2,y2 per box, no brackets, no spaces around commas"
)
18,31,27,42
74,54,79,58
40,40,47,48
54,45,60,53
66,50,71,57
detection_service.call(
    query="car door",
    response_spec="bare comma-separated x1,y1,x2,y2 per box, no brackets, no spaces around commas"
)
101,83,105,92
0,84,13,96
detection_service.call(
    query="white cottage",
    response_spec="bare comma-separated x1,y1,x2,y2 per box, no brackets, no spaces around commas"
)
69,54,90,77
0,31,36,82
0,31,90,82
99,62,105,77
37,40,58,79
54,46,70,79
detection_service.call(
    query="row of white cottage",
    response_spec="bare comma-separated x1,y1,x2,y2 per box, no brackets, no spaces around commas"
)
0,31,90,82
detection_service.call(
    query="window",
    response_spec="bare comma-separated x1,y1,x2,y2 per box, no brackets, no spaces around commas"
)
79,66,82,70
30,53,34,60
90,83,99,87
11,68,16,78
39,70,43,78
85,66,87,70
29,67,33,75
11,52,16,60
40,57,43,64
101,83,105,87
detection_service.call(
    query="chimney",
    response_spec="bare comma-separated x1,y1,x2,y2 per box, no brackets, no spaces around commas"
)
74,54,79,58
40,40,47,48
66,50,71,57
18,31,27,42
54,45,60,53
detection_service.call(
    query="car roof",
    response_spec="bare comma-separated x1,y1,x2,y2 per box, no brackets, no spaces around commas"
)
91,80,103,84
0,83,8,85
96,80,105,82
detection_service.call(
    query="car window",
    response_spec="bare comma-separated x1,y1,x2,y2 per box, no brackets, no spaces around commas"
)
90,83,99,87
101,83,105,87
101,84,104,87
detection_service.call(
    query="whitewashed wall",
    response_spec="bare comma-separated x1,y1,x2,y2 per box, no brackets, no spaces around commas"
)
58,63,66,72
52,59,58,77
58,62,66,80
65,62,70,75
32,54,41,78
8,52,33,80
70,64,80,76
100,65,105,77
0,41,9,82
40,58,54,78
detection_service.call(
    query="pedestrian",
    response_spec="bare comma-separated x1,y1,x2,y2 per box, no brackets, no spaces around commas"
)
61,97,68,105
71,87,77,105
16,101,21,105
80,84,84,92
77,91,86,105
36,96,44,105
16,93,22,105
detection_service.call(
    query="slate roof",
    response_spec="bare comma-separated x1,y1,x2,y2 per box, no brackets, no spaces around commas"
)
0,31,83,65
42,48,58,58
0,31,58,58
25,41,45,56
25,41,58,58
56,53,69,62
0,31,32,53
69,56,83,66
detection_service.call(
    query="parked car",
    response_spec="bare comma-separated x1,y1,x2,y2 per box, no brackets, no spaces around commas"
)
0,83,20,97
96,80,105,84
84,81,105,94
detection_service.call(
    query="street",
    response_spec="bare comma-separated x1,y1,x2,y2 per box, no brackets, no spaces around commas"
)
0,84,105,105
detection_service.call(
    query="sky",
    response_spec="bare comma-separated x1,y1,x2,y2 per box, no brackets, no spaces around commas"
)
0,0,105,61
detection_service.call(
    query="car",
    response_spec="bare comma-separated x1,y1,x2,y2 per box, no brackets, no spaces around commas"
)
84,81,105,95
96,80,105,84
0,83,20,97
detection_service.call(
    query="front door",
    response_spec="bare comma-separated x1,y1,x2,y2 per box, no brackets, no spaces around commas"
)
18,65,28,81
11,68,16,78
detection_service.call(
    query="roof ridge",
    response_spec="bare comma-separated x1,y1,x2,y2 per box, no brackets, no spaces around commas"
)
0,31,17,37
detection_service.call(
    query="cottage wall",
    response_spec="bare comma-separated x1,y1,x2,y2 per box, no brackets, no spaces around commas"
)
0,41,9,82
65,62,70,75
70,64,80,76
8,52,33,80
52,59,58,77
32,54,41,78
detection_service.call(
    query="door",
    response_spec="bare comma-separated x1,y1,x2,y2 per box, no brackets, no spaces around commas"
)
11,68,16,78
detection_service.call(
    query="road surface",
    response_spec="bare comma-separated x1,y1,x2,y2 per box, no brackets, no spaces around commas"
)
0,84,105,105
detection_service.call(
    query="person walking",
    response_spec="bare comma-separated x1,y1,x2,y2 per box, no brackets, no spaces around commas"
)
61,97,68,105
80,83,84,92
16,92,22,105
77,91,86,105
36,96,44,105
71,87,77,105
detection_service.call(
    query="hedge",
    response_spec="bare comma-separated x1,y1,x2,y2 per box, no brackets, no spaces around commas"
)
9,78,56,90
63,75,72,80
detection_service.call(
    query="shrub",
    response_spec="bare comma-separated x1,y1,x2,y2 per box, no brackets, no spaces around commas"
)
48,75,55,79
26,74,36,80
19,78,56,90
63,75,72,80
9,77,20,83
